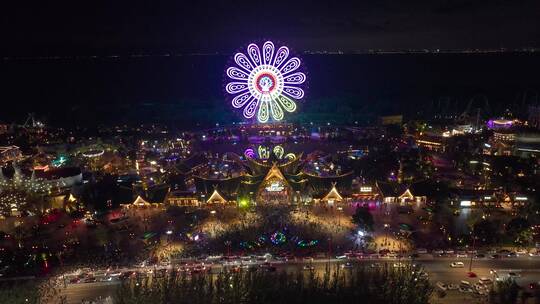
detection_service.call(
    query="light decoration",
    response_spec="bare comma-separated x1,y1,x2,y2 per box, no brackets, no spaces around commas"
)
258,146,270,159
270,231,287,245
265,181,285,192
244,145,295,160
225,41,306,123
360,186,372,193
297,239,319,248
239,233,318,249
82,150,105,158
273,146,284,159
244,148,256,159
51,155,67,167
239,199,250,208
0,190,29,216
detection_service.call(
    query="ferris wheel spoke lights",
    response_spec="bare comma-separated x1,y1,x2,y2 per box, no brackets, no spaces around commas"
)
243,98,259,118
269,98,284,121
276,95,297,113
226,40,306,123
258,99,270,123
231,92,253,108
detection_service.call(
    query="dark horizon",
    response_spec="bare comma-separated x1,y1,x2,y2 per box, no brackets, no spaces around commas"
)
1,52,539,128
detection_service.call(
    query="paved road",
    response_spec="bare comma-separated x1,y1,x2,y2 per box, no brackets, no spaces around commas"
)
61,256,540,304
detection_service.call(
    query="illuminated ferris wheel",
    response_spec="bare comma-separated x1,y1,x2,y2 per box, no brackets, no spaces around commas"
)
225,41,306,123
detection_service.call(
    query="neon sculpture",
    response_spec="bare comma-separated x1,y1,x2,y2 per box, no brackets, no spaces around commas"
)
226,41,306,123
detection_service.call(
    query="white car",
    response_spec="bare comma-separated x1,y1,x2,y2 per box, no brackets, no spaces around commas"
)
477,289,488,296
516,249,528,255
450,262,465,268
459,287,472,293
416,248,428,254
508,272,521,278
436,281,447,291
456,253,468,258
474,283,486,291
479,277,493,285
447,284,459,290
460,280,471,289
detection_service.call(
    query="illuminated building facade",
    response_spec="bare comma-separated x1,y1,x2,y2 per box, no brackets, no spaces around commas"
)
0,146,22,164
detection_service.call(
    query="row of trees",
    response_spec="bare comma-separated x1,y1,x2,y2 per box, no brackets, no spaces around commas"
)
115,264,433,304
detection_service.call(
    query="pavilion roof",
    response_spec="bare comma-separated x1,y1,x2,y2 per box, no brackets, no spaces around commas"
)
206,188,228,204
322,183,344,201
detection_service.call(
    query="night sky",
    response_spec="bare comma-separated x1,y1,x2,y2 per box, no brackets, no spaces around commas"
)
1,1,539,126
2,1,539,55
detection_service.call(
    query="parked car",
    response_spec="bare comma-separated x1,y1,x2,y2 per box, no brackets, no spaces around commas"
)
459,287,472,293
460,280,471,288
83,277,96,283
303,265,314,271
508,272,521,278
69,277,81,284
436,281,447,291
516,249,528,255
447,284,459,290
433,249,444,256
479,277,493,285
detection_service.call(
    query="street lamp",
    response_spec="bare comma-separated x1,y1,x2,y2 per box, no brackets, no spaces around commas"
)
337,206,343,226
469,229,476,272
383,223,390,248
224,240,231,258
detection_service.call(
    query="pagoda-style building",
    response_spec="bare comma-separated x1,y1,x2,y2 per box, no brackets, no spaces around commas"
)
255,163,294,204
188,148,353,206
320,183,344,204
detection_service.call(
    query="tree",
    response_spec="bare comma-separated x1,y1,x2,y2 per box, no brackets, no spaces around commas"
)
515,229,534,247
474,219,500,245
506,217,530,235
114,264,433,304
490,278,520,304
352,207,374,232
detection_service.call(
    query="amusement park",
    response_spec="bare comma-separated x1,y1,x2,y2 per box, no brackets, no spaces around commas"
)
2,2,540,302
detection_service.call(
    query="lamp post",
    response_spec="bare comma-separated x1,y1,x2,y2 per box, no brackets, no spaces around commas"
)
468,229,476,272
337,206,343,227
327,237,332,261
225,240,231,258
383,223,390,247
